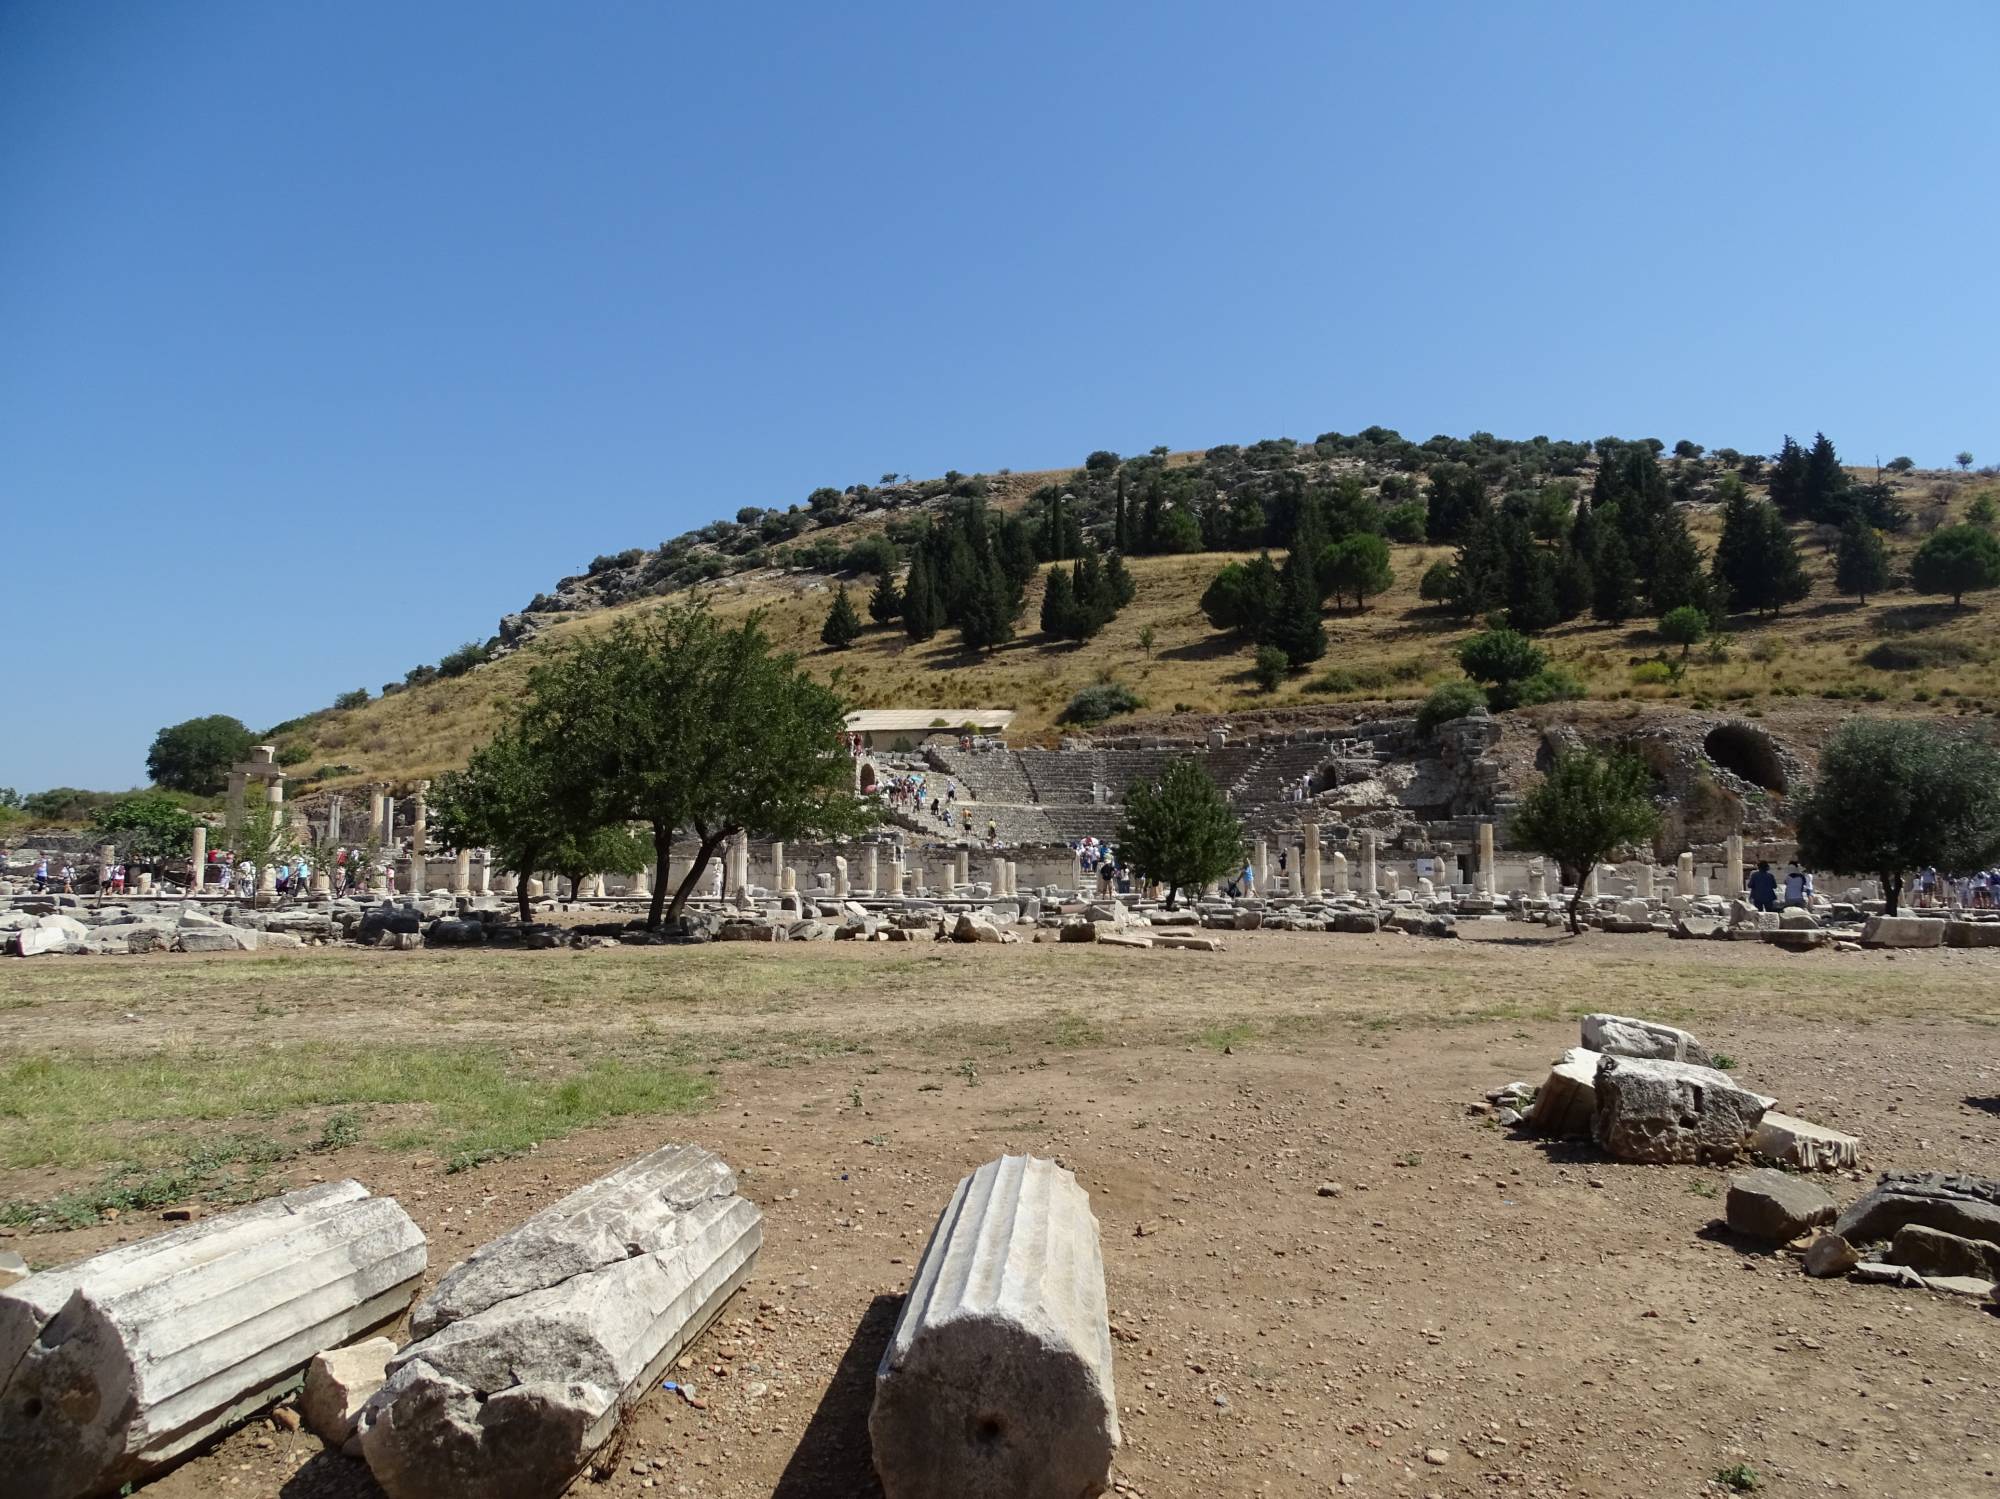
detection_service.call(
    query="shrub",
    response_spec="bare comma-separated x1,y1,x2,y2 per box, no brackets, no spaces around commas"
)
1458,628,1549,709
1381,503,1427,542
1419,559,1458,604
1516,666,1585,705
1057,682,1144,726
333,688,370,710
586,548,644,575
1415,679,1488,736
274,742,310,767
1630,661,1674,685
437,640,493,678
1252,645,1288,692
1861,638,1984,671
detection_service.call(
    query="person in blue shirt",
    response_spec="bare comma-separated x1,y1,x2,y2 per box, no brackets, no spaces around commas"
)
1747,860,1779,911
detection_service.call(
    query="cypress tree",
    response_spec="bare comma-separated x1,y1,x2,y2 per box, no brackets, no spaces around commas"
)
1114,472,1132,553
902,551,939,641
958,554,1016,653
868,567,902,624
1140,477,1163,555
1834,517,1891,604
1768,435,1808,519
1803,432,1850,524
1268,548,1327,666
1554,540,1594,622
819,585,862,649
1715,490,1809,615
1105,550,1136,607
1040,566,1077,637
1592,530,1638,623
1647,509,1711,615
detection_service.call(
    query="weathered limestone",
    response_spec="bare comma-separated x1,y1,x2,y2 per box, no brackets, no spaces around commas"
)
0,1181,424,1499
1945,918,2000,947
1592,1055,1774,1164
1831,1171,2000,1251
1860,914,1945,948
864,845,879,895
1676,851,1696,897
1251,838,1267,895
770,841,785,888
1528,1047,1602,1136
1477,821,1495,899
1527,860,1546,900
1751,1111,1861,1171
955,849,970,890
303,1336,397,1453
1580,1013,1714,1066
1361,833,1377,897
871,1155,1118,1499
1330,850,1349,896
452,849,472,897
1726,1168,1836,1243
1581,864,1600,900
188,823,206,891
359,1144,761,1499
889,855,905,896
834,855,850,899
1725,833,1744,899
1803,1232,1860,1278
630,863,649,898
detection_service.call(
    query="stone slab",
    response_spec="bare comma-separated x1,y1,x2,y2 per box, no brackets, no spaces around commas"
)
1580,1014,1713,1066
1528,1047,1602,1137
1859,914,1945,948
1751,1111,1860,1171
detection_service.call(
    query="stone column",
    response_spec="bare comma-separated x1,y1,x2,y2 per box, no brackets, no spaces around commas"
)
526,876,544,898
1726,833,1744,896
733,832,750,895
409,782,429,897
913,863,926,897
1478,821,1496,899
1529,860,1547,899
479,853,493,896
382,795,395,847
889,857,905,897
453,849,472,897
1006,861,1018,897
189,824,207,892
1302,818,1322,898
1361,832,1378,898
956,849,970,890
1636,863,1654,901
1330,849,1348,896
1251,838,1267,896
770,841,784,888
368,789,386,842
1582,863,1600,900
1696,873,1711,898
325,794,342,843
1676,851,1696,897
1071,851,1083,893
782,866,797,893
631,863,650,898
834,855,849,899
863,845,879,895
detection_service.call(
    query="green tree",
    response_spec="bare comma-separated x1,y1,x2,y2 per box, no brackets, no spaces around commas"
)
1425,463,1487,542
1114,758,1244,909
1794,718,2000,914
146,714,255,795
1909,523,2000,606
901,550,940,640
1956,451,1974,472
1647,509,1715,616
431,728,592,923
1105,550,1136,608
957,556,1018,653
1833,518,1892,604
1252,644,1288,692
1510,748,1662,934
521,602,874,928
1201,555,1280,636
1415,680,1487,737
90,792,198,877
868,567,902,625
334,689,370,710
1591,526,1638,624
231,800,301,898
1320,533,1394,611
1458,628,1549,710
1039,565,1078,638
1269,547,1327,666
550,823,653,901
1419,559,1459,606
1802,431,1851,523
1657,605,1707,677
820,584,862,649
1712,489,1809,615
1967,492,1998,531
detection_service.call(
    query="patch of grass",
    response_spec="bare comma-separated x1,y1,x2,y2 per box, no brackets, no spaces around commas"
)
1716,1462,1761,1492
1711,1051,1736,1071
1196,1021,1254,1051
1861,638,1983,672
0,1046,712,1215
1047,1011,1105,1048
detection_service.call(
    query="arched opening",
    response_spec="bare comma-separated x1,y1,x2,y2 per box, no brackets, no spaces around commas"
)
1704,723,1787,792
858,762,879,794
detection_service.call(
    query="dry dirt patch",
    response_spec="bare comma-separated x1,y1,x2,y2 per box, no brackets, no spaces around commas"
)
3,931,1998,1497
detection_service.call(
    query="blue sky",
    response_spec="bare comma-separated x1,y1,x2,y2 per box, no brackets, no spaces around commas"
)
3,1,1994,791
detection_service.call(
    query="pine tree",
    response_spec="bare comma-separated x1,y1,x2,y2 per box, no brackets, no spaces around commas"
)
1803,432,1850,523
1715,490,1809,615
819,584,862,650
997,514,1038,605
1834,517,1892,604
1592,530,1638,623
1554,540,1594,622
868,567,901,624
1268,548,1327,666
1039,566,1077,637
1768,435,1808,519
958,555,1016,653
1073,551,1110,637
1140,477,1164,554
902,551,939,641
1114,472,1132,553
1105,550,1136,607
1647,509,1711,616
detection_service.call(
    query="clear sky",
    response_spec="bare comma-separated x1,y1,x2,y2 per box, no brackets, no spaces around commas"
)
3,1,1994,792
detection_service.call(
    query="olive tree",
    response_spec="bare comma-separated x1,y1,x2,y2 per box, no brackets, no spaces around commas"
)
1509,748,1661,934
1793,719,2000,914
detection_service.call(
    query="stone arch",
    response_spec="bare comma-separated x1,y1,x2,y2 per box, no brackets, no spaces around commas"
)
1703,722,1788,792
857,761,880,794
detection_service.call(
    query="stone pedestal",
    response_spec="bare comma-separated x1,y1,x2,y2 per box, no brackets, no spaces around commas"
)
782,867,797,893
1677,851,1696,898
1330,850,1348,896
889,859,905,897
631,864,650,898
834,856,849,899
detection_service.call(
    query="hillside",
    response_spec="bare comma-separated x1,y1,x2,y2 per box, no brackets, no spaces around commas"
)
270,432,2000,793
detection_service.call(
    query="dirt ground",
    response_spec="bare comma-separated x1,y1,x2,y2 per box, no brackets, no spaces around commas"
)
4,929,1999,1498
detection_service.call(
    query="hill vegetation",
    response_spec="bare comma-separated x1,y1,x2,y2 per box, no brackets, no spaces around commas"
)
165,430,2000,797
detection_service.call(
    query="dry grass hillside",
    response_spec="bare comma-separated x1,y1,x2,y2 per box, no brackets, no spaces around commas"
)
282,460,2000,793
